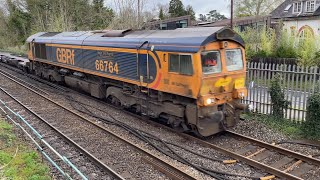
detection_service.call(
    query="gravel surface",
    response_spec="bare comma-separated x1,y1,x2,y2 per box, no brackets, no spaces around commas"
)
53,90,265,179
230,119,289,144
0,73,169,180
0,90,111,179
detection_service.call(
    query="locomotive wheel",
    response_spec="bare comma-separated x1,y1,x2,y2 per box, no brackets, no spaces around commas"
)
107,95,121,107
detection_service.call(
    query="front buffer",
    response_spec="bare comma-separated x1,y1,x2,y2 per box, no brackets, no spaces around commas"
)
191,101,248,137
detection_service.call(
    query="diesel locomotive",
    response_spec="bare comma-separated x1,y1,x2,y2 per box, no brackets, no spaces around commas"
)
25,27,248,137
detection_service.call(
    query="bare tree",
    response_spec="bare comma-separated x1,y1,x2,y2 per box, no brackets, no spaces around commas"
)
234,0,284,17
155,3,170,19
109,0,149,30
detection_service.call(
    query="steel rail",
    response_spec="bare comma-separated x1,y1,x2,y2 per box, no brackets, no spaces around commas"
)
66,86,305,180
0,70,195,180
0,71,124,180
0,63,68,92
179,133,303,180
226,130,320,166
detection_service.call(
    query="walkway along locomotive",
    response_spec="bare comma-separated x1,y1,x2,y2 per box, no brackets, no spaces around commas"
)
26,27,248,137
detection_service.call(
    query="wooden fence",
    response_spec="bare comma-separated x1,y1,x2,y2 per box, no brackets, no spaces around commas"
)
243,62,320,122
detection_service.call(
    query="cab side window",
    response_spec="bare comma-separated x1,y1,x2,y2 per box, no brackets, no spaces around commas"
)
169,54,179,72
169,54,193,75
34,43,47,59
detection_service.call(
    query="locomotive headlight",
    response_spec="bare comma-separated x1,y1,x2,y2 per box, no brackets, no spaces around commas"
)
206,98,215,105
239,92,245,98
206,98,212,105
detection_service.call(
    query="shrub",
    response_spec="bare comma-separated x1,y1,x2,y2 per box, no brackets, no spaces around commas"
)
302,93,320,139
237,26,320,65
236,27,275,59
297,37,318,67
269,75,290,118
260,28,275,57
273,45,297,58
273,31,297,58
312,50,320,67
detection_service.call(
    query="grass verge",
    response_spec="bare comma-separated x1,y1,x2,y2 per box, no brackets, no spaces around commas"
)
241,113,304,139
0,117,51,179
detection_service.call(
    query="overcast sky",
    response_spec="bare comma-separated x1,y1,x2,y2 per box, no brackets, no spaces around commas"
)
105,0,231,19
163,0,231,17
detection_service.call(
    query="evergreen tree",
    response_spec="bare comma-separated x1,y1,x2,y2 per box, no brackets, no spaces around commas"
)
169,0,185,17
91,0,114,29
185,5,195,20
206,10,227,22
159,7,164,20
6,0,31,45
93,0,104,12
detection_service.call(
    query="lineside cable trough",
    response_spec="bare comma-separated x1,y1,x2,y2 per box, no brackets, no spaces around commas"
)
0,99,88,180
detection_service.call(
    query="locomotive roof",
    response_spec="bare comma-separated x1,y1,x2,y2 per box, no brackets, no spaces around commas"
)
26,27,245,53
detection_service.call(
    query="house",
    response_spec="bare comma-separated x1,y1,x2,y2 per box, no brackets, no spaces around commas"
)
197,16,272,31
271,0,320,38
143,15,192,30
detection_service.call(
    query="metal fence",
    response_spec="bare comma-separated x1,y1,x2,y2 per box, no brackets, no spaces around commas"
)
243,62,320,122
249,57,298,66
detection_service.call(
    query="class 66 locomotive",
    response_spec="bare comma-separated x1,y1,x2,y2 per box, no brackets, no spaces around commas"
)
26,27,249,137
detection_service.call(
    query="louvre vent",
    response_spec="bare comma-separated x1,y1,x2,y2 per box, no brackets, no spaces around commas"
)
102,29,132,37
39,32,61,37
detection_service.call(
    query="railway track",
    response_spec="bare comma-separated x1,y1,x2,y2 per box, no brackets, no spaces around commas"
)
205,130,320,180
72,88,320,179
65,86,320,180
176,129,317,180
1,58,320,179
0,69,196,180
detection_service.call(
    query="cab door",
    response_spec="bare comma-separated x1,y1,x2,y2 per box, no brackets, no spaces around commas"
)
28,40,35,60
137,42,150,89
28,40,36,72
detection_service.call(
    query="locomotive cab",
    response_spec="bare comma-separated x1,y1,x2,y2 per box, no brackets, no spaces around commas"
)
195,38,248,136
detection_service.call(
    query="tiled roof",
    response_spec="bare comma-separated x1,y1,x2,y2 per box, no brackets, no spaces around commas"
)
271,0,320,19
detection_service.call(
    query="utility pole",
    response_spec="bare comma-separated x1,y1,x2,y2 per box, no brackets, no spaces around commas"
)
138,0,141,28
231,0,234,29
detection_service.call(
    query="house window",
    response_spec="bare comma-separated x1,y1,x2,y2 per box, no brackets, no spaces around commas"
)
176,20,188,28
293,2,302,13
299,26,314,39
284,4,292,12
169,54,193,75
306,1,315,12
160,23,167,30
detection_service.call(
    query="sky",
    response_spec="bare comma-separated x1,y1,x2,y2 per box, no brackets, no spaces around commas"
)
159,0,231,17
105,0,231,19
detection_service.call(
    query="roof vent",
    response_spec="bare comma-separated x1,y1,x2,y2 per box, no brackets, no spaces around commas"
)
102,29,132,37
40,32,61,37
92,30,108,33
